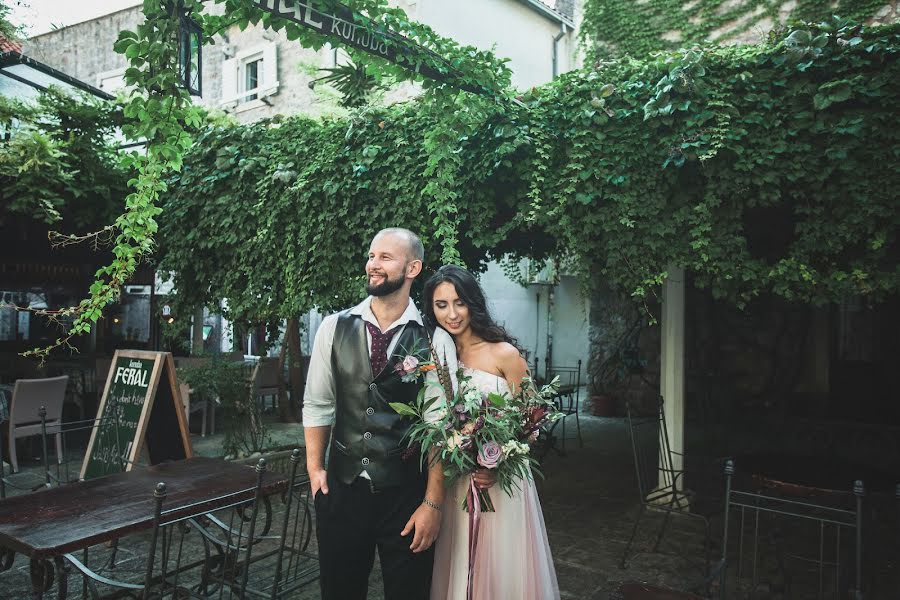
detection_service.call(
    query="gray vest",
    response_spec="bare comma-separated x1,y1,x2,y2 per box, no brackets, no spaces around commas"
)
329,310,430,488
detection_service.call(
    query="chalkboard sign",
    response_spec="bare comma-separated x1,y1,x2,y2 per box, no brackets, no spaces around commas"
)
80,350,192,480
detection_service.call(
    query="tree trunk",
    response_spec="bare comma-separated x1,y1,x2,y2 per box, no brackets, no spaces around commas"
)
276,319,301,423
191,307,204,355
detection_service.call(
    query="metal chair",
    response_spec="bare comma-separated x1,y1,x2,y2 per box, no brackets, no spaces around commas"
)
8,375,68,473
243,448,320,598
621,396,712,578
713,459,864,600
545,359,583,453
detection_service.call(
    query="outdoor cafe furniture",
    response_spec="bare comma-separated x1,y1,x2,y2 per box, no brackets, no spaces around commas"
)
621,396,714,579
543,359,584,455
0,456,297,598
7,376,68,473
713,458,865,600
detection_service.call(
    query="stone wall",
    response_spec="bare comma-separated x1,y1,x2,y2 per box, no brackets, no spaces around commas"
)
710,0,899,46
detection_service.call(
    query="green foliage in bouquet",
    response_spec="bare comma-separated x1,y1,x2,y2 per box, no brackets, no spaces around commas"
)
391,371,561,511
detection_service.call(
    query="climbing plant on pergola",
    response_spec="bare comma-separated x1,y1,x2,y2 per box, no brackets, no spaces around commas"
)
23,0,514,358
20,2,900,359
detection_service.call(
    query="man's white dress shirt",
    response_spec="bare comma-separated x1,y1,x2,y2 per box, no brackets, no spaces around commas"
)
302,296,458,430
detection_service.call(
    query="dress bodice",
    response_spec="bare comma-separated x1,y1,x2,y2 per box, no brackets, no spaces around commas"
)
460,365,510,396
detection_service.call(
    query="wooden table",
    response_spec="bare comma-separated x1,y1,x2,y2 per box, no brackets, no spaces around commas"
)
0,456,288,597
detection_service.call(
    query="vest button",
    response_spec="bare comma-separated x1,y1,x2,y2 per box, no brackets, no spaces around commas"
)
369,383,377,391
366,407,375,416
363,432,372,440
361,457,370,466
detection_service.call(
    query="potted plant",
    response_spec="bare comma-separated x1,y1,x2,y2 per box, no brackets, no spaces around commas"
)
587,316,648,417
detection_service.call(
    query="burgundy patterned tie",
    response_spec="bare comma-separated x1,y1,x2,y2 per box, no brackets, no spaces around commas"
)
366,322,402,376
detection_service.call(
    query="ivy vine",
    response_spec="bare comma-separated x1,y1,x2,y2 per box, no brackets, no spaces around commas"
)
9,0,899,356
16,0,512,358
580,0,895,60
158,17,899,332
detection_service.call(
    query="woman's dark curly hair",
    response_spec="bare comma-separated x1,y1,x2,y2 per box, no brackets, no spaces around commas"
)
423,265,519,349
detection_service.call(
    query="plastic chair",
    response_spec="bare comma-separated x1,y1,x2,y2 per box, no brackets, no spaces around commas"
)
8,375,68,473
253,357,282,414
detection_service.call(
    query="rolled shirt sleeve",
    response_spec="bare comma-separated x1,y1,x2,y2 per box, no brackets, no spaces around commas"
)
424,326,458,423
302,313,339,427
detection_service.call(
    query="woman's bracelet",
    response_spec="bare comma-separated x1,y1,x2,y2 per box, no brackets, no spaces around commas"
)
422,498,442,512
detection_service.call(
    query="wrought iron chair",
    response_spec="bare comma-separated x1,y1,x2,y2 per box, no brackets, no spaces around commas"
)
7,375,68,473
713,459,864,600
544,359,583,454
59,458,278,599
245,448,320,598
149,451,317,599
621,396,712,578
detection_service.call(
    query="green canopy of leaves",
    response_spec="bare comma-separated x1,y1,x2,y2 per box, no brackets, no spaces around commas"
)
158,18,900,327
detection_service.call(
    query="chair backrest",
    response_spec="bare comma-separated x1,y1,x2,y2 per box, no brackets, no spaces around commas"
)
10,375,69,425
175,356,210,370
717,459,864,599
256,357,282,390
625,395,679,503
545,359,582,390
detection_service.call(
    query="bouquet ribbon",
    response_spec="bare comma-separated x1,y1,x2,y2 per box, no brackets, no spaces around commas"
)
465,475,481,600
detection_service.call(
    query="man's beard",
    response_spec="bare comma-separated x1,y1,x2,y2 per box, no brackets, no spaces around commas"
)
366,271,405,297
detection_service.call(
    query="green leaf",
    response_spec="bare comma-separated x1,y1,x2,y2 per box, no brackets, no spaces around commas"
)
388,402,419,417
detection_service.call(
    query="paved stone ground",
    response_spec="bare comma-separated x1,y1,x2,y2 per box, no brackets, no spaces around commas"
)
1,413,896,599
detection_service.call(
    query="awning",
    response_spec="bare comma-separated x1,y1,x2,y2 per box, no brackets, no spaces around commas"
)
0,50,114,101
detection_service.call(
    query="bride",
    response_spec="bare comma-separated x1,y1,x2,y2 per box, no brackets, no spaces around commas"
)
424,265,560,600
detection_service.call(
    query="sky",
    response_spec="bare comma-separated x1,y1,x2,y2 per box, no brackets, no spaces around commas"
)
8,0,142,37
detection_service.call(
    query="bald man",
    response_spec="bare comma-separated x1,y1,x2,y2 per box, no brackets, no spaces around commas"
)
303,228,458,600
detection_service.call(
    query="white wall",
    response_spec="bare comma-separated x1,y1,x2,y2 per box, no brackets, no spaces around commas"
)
419,0,574,89
480,263,589,380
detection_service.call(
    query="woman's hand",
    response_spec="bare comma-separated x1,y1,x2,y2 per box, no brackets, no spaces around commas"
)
473,468,497,489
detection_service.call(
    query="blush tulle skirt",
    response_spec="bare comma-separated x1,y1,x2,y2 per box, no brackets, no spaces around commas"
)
430,471,560,600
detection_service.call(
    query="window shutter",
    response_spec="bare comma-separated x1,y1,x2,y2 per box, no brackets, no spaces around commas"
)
221,57,237,105
261,43,279,97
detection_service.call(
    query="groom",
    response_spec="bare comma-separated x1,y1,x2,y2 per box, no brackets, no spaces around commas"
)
303,227,457,600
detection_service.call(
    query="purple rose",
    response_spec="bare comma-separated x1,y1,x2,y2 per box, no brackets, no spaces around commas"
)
477,441,503,469
473,416,485,432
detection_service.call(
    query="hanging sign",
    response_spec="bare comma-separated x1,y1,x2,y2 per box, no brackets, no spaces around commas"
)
251,0,482,94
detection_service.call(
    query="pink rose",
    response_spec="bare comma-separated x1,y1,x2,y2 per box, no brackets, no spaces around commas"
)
401,355,419,374
477,441,503,469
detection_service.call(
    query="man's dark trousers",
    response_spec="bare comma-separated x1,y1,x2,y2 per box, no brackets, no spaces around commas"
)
315,473,434,600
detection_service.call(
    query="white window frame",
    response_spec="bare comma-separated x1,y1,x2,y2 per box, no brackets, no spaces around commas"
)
221,42,279,108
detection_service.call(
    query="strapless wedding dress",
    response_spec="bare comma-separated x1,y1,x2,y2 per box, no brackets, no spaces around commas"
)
430,366,560,600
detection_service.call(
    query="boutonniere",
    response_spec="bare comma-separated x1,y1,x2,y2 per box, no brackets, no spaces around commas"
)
393,338,441,383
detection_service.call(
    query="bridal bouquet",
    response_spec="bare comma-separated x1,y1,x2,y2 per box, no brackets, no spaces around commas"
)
389,349,562,513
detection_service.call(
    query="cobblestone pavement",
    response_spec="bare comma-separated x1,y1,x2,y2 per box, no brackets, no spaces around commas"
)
0,414,896,599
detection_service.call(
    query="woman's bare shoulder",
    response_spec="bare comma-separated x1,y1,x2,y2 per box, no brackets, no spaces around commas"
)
489,342,526,369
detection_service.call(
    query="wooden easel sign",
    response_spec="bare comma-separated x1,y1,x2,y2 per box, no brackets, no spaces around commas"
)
80,350,192,480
